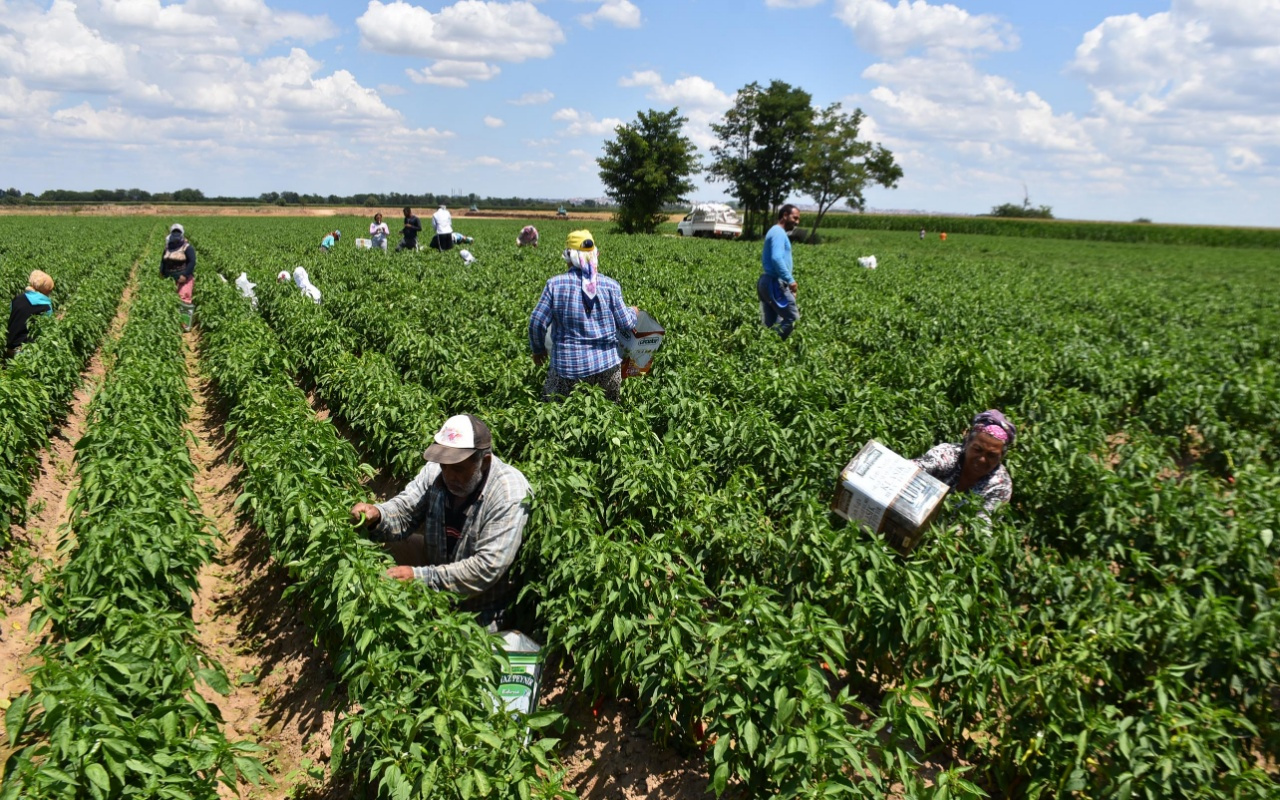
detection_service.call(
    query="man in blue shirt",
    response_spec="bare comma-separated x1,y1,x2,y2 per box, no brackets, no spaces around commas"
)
528,230,637,402
758,203,801,339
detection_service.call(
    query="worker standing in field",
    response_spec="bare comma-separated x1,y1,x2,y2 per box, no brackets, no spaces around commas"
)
398,207,422,251
758,204,801,340
350,414,530,631
913,409,1015,523
370,213,390,251
5,270,54,360
528,230,637,403
161,223,196,332
431,204,454,252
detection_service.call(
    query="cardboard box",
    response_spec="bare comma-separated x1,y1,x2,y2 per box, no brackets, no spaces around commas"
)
832,440,949,554
355,238,373,249
543,309,666,379
617,309,665,379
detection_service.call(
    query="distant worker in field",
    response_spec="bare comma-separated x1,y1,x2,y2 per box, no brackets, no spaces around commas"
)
350,414,530,631
913,409,1015,523
919,228,926,240
161,223,196,332
940,231,947,241
277,267,321,304
528,230,638,403
451,232,474,246
517,225,539,247
369,213,390,251
5,270,54,360
758,204,801,340
398,207,422,251
320,229,341,252
431,204,454,252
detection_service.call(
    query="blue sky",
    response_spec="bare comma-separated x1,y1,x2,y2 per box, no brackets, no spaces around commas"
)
0,0,1276,225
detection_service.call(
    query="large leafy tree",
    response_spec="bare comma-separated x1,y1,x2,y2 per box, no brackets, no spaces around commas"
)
707,80,813,238
796,103,903,242
597,108,700,234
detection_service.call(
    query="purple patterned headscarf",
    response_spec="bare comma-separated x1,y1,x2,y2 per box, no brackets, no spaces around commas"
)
968,409,1016,450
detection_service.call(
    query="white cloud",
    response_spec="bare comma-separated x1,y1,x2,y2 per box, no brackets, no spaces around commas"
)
616,70,733,150
483,115,504,127
578,0,641,29
833,0,1018,57
357,1,563,60
407,60,501,88
0,0,134,93
553,107,623,136
509,89,554,106
82,0,337,54
378,83,408,96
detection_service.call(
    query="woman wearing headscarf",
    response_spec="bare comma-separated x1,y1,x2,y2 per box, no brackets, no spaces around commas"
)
320,229,341,252
160,223,196,331
517,225,539,247
913,409,1016,522
528,230,637,402
5,270,54,360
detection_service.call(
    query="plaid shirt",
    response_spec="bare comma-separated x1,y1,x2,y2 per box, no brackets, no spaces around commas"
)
371,456,531,626
529,272,637,380
913,443,1012,522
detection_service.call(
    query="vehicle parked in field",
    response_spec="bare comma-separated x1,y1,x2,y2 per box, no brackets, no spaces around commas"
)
677,203,743,239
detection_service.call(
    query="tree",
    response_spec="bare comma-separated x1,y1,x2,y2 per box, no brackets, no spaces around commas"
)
172,187,205,202
987,199,1053,218
708,80,813,238
597,108,700,234
795,103,902,243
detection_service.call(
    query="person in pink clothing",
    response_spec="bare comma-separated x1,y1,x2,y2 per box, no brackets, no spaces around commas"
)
160,223,196,331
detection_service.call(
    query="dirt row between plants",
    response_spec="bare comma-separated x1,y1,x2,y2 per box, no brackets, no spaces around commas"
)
0,263,139,770
184,333,351,800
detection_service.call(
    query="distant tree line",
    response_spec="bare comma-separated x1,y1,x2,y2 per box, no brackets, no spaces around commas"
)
0,187,607,209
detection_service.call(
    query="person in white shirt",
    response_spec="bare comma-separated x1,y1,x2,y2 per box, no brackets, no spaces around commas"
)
431,205,454,252
369,213,391,251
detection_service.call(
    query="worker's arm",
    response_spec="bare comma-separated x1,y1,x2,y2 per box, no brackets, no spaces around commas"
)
528,283,554,364
369,463,437,542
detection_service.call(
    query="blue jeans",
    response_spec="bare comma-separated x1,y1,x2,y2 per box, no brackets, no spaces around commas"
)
757,275,799,339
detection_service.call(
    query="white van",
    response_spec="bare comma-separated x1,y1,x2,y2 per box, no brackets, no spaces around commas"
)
676,203,743,239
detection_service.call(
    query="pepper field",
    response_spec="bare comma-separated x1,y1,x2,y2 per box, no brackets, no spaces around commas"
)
0,214,1276,799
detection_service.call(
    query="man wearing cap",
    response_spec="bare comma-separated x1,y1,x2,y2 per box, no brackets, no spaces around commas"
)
350,414,531,630
161,223,196,331
528,230,638,402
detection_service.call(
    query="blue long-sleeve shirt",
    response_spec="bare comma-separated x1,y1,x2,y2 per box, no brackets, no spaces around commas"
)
761,224,794,283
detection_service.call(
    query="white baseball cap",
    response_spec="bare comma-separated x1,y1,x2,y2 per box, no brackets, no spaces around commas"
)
423,414,492,464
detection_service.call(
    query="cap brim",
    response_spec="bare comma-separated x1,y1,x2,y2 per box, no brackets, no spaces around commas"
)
423,443,478,465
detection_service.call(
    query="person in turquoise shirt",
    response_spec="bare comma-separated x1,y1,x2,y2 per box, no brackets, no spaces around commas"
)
6,270,54,360
757,204,801,339
320,229,341,251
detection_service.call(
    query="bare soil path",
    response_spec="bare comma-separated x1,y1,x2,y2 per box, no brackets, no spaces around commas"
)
185,332,351,800
0,262,139,767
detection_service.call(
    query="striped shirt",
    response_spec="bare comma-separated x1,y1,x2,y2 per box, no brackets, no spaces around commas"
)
529,271,637,380
371,455,530,626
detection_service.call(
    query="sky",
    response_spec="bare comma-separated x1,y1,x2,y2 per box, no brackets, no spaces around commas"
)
0,0,1276,226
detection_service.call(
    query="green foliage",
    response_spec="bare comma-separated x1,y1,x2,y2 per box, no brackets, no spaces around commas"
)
709,80,814,238
3,266,265,799
988,200,1054,219
795,103,902,242
806,212,1280,248
597,108,700,234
